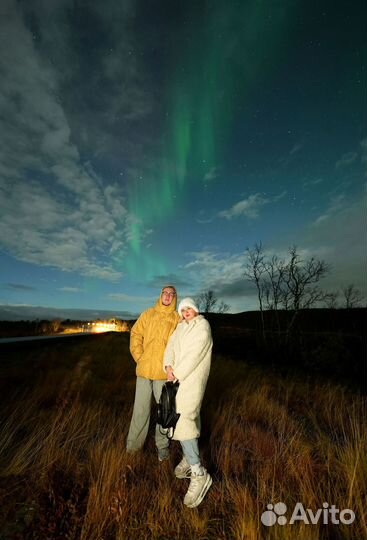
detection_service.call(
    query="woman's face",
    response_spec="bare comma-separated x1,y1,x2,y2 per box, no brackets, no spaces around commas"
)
181,307,198,322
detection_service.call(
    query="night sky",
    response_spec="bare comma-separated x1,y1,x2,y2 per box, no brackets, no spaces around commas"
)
0,0,365,318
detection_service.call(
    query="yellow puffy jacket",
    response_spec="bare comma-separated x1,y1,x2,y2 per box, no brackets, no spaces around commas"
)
130,294,180,380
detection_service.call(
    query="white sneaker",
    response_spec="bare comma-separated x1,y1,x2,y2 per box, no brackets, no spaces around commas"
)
174,457,191,479
183,468,212,508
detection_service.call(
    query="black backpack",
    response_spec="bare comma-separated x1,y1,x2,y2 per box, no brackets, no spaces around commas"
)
157,381,180,438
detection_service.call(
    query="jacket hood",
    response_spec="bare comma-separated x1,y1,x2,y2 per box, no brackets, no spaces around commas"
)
155,285,178,313
178,297,199,315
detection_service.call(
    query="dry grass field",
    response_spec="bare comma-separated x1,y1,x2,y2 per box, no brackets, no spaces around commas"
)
0,333,365,539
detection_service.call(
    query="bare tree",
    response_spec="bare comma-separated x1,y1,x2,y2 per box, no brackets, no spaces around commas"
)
196,290,230,314
196,290,217,313
217,300,231,314
244,242,267,339
40,321,50,334
262,255,288,333
264,255,287,309
324,291,339,309
342,284,364,308
244,243,330,340
279,246,329,310
50,319,62,333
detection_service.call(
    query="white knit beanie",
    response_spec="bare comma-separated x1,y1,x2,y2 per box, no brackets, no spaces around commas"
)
178,297,199,314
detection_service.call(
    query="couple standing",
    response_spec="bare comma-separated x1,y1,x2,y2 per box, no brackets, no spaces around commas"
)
126,285,213,508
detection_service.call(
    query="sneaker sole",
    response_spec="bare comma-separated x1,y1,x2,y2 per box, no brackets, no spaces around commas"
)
184,474,213,508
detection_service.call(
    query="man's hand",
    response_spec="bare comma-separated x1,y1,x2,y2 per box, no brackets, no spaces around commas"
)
166,365,176,381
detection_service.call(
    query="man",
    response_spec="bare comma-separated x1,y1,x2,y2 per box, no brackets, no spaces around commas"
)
126,285,180,460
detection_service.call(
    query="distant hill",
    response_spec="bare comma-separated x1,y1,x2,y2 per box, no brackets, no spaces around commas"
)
0,304,138,322
206,308,366,335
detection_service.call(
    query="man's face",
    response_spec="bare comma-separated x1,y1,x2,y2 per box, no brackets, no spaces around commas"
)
161,287,176,306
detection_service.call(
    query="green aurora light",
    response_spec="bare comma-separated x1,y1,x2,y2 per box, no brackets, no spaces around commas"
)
125,0,300,279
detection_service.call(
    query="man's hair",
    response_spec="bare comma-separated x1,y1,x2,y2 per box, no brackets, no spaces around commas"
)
161,285,176,293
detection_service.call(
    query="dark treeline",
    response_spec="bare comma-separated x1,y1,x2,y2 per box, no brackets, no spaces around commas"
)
0,320,50,338
0,319,83,338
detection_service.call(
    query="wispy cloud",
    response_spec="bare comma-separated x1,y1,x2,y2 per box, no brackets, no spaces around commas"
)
278,142,304,167
176,249,257,311
57,287,83,293
147,274,190,289
18,0,154,163
218,194,268,219
289,143,303,155
312,194,346,225
0,177,126,281
0,1,146,281
196,215,215,224
335,151,358,169
360,138,367,167
109,293,154,303
184,251,248,293
203,167,219,182
218,191,286,220
5,283,36,291
304,188,367,292
303,177,323,189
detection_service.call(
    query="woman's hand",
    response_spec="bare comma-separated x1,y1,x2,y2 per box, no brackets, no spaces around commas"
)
166,365,176,381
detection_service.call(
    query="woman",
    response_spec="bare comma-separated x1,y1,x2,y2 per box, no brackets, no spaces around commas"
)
163,297,213,508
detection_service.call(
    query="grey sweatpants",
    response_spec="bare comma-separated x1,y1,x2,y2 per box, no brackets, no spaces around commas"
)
126,376,169,453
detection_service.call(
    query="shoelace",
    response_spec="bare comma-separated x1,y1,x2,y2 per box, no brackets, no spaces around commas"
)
187,473,204,493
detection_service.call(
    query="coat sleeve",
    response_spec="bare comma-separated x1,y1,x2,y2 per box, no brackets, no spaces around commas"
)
173,324,212,382
129,312,147,363
163,327,178,370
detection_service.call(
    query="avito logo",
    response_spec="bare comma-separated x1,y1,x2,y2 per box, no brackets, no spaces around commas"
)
261,501,355,526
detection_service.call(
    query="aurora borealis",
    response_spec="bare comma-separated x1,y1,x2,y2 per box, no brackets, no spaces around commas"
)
127,1,294,266
0,0,365,318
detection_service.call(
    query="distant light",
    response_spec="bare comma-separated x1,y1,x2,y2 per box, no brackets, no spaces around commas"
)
91,321,118,333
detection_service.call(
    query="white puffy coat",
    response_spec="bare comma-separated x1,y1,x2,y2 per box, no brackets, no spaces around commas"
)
163,315,213,440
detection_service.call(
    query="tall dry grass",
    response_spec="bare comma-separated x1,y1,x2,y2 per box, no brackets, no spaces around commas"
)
0,334,365,539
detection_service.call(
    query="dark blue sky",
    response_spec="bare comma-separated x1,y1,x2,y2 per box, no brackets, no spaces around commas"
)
0,0,365,318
